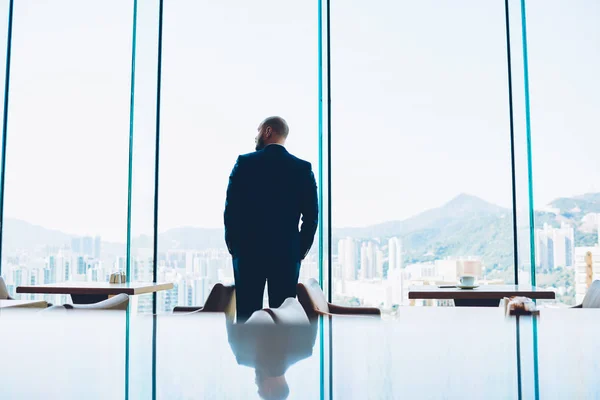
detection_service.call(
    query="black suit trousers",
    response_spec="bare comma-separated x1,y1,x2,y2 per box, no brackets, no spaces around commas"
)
232,256,301,322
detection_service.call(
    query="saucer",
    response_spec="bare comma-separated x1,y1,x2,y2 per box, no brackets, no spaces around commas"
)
457,285,479,290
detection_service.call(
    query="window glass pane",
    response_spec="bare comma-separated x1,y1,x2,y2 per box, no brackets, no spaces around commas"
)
527,0,600,306
158,1,319,311
0,0,12,284
128,0,160,315
2,0,132,303
331,0,514,310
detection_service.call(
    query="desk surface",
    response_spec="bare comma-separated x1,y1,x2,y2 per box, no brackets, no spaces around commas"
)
16,281,173,296
0,299,48,309
408,284,556,300
0,307,597,399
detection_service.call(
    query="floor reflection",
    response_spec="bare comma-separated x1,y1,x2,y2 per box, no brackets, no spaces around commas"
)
226,320,318,400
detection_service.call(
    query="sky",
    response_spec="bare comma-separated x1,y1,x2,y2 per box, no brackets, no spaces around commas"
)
0,0,598,242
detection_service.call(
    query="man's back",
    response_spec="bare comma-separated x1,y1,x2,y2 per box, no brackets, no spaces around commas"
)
224,116,318,321
224,144,318,262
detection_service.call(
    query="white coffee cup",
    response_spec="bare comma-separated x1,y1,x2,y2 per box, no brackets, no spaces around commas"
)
459,275,475,286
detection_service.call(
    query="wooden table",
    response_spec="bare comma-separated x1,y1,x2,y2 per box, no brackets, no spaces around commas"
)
16,282,174,304
0,299,48,309
1,308,597,399
408,284,556,307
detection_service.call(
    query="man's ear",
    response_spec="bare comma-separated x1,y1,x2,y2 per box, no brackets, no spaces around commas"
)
265,126,272,138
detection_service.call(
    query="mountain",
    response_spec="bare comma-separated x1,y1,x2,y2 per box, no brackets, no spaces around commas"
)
2,192,599,273
333,194,513,269
535,192,600,247
334,193,508,239
549,193,600,215
2,218,72,253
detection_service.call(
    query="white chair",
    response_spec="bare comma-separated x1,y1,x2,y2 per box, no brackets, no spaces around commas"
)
0,277,13,300
574,280,600,308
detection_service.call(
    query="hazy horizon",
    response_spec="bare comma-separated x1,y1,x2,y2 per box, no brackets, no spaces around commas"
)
5,190,600,241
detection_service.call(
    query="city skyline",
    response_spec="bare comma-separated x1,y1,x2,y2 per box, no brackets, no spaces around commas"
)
3,191,600,309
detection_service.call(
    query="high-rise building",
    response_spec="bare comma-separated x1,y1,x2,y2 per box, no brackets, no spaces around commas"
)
71,237,81,254
82,236,94,257
13,267,25,287
338,239,345,274
376,249,384,279
185,251,194,275
338,238,357,281
388,237,403,272
535,223,575,270
553,223,575,268
94,236,101,259
115,256,126,273
76,256,86,275
46,255,57,284
360,243,368,280
387,267,405,305
366,241,378,279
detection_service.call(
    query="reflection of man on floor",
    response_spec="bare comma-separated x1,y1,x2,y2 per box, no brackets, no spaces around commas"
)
224,116,319,321
226,319,318,400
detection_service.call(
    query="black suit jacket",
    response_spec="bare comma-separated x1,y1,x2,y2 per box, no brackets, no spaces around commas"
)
224,145,318,262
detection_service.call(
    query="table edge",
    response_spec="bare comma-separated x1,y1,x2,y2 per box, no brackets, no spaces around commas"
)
408,291,556,300
16,282,174,296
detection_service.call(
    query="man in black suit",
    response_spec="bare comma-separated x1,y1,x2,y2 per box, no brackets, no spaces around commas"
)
224,116,319,321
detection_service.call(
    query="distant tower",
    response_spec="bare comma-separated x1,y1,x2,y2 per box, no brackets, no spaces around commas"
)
82,236,94,257
366,242,377,279
360,243,368,280
338,239,345,274
388,237,403,272
389,238,397,272
376,249,384,279
342,238,357,281
94,236,102,259
71,237,82,254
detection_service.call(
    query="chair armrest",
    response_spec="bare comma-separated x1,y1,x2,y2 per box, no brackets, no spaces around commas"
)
173,306,204,313
327,304,381,316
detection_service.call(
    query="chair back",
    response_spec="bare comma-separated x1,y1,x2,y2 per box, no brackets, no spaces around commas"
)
203,283,236,313
582,280,600,308
65,293,129,311
0,277,11,300
297,278,329,318
267,297,310,325
173,283,236,318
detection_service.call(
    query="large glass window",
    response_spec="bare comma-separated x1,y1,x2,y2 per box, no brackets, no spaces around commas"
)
157,0,319,311
331,0,515,310
0,0,596,313
526,0,600,305
128,0,160,314
1,0,132,302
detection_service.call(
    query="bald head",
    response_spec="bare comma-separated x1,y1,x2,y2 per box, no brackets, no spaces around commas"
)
255,116,289,150
261,116,289,137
